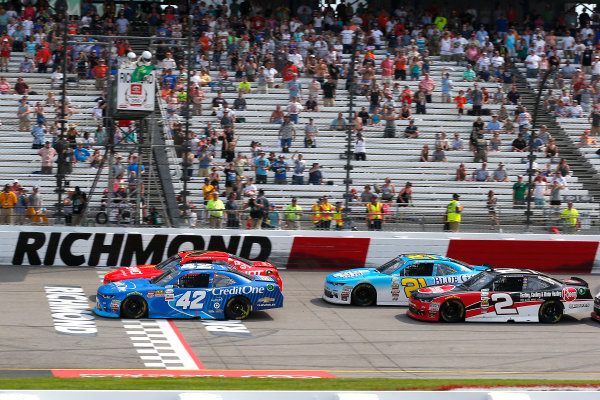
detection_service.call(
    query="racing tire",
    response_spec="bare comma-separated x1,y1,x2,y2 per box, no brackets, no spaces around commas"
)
120,296,148,319
439,299,465,323
95,212,108,225
225,296,252,320
351,284,377,306
538,300,563,324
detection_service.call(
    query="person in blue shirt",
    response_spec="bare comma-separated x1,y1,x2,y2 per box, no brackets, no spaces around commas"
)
271,155,290,184
254,152,270,184
31,122,46,149
486,114,502,132
162,69,178,89
441,71,453,103
127,156,145,173
74,143,91,162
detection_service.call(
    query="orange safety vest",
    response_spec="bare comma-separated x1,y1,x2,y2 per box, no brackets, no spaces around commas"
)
320,203,334,220
334,208,344,226
367,202,383,220
311,203,321,224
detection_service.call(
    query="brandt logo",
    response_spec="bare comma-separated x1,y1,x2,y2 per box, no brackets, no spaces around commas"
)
44,285,97,336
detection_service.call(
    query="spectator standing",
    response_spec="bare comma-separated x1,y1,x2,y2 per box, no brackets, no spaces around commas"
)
322,77,336,107
38,141,56,174
366,195,383,230
31,121,46,149
454,90,467,117
271,155,290,184
471,83,483,116
354,132,366,160
206,192,225,229
318,196,334,230
278,115,296,153
71,187,87,225
446,194,462,232
0,38,9,72
254,152,270,184
588,104,600,135
512,175,527,209
0,183,16,224
91,59,108,90
304,118,318,148
17,97,30,132
561,202,579,233
291,151,305,185
487,190,499,230
441,70,453,103
285,197,302,230
225,192,240,228
533,172,548,206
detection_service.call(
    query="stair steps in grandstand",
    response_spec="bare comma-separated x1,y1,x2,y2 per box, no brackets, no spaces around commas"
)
514,65,600,200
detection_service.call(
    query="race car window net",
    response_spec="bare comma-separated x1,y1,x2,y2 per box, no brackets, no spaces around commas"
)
177,273,210,288
376,259,406,275
460,271,496,290
402,263,434,277
156,255,182,271
151,268,180,286
214,274,236,288
492,276,524,292
526,276,553,291
434,263,458,276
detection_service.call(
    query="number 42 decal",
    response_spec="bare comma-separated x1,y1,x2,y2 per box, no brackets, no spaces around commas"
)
175,291,206,309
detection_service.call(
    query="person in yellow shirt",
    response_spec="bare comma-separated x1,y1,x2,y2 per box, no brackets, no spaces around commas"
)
238,76,252,94
366,194,383,230
319,196,334,230
0,184,17,224
446,193,462,232
206,192,225,229
202,177,216,224
285,197,303,230
334,201,344,230
311,198,321,229
561,202,579,233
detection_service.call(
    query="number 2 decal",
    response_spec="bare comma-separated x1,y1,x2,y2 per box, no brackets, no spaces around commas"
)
401,278,427,298
175,291,206,309
491,293,518,314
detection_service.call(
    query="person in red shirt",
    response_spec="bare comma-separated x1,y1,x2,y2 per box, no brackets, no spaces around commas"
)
0,38,10,72
381,53,394,86
283,61,297,82
35,46,51,73
454,90,467,117
400,85,412,105
394,52,407,80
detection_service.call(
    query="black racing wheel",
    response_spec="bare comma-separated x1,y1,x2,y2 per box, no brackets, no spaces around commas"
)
225,296,252,320
351,284,377,306
120,296,148,319
439,299,465,322
538,300,563,323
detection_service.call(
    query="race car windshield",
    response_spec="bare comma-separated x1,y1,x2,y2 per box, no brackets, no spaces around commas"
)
376,258,406,275
459,271,496,290
150,267,180,286
228,254,254,266
156,255,182,271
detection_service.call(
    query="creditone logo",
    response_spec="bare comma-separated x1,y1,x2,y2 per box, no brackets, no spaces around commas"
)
12,232,272,267
44,285,97,336
210,286,265,296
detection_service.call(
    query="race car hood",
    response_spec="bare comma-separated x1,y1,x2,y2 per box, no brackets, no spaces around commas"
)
326,268,377,283
103,265,160,283
99,278,154,295
411,284,464,300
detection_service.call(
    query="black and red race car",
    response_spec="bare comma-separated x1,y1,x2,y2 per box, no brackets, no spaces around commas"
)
102,250,282,289
408,268,593,323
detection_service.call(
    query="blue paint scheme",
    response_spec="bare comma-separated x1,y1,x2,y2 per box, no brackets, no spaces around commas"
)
323,254,487,306
95,263,283,319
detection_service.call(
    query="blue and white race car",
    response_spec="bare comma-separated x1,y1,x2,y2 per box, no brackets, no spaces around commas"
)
95,263,283,320
323,254,487,306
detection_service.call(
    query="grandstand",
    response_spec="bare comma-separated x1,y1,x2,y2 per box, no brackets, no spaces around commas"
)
0,2,598,233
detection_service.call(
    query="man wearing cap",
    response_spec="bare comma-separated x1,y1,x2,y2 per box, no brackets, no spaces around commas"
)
446,194,462,232
0,184,16,224
441,69,453,103
206,192,225,229
0,37,10,72
271,155,290,185
285,197,303,230
366,194,383,230
487,114,502,132
26,185,47,225
492,163,509,182
561,202,580,233
291,151,305,185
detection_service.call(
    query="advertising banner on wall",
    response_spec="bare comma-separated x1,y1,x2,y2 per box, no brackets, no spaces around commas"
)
2,227,600,273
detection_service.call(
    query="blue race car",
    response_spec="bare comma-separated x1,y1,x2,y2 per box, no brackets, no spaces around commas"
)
323,254,487,306
95,263,283,320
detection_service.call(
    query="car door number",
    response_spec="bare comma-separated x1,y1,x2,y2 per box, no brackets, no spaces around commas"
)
491,293,518,314
401,277,427,298
175,291,206,310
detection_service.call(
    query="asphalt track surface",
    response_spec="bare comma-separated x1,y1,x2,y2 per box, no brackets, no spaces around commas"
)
1,266,600,380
